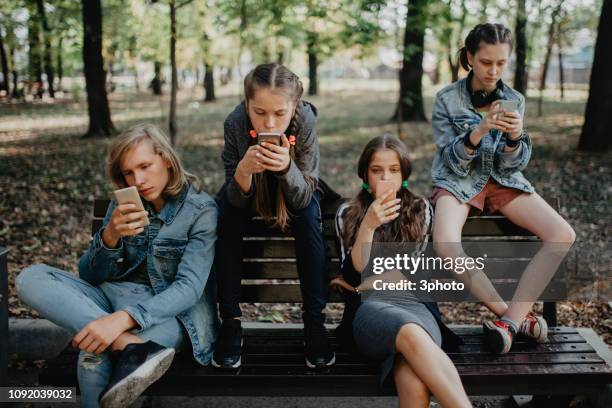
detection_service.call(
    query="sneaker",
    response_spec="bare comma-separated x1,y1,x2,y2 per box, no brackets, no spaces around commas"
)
518,313,548,343
304,323,335,369
212,319,243,369
483,320,516,354
99,341,175,408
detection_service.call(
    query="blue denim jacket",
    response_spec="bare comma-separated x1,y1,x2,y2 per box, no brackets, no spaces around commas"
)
78,184,219,365
431,77,534,202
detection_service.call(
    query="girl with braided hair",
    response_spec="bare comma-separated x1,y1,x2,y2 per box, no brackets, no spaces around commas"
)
213,63,334,369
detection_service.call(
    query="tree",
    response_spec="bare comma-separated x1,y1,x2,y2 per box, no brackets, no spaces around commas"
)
537,0,563,117
82,0,115,138
27,0,44,98
36,0,54,98
578,0,612,152
392,0,427,122
513,0,527,95
0,25,9,95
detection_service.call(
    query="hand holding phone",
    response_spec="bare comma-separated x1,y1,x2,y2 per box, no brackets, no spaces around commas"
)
375,180,397,204
498,100,518,116
102,186,149,247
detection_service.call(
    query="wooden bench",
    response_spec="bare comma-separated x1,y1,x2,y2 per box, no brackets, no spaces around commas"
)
22,196,612,405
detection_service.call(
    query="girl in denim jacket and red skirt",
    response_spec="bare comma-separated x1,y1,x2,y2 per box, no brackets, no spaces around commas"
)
430,23,575,354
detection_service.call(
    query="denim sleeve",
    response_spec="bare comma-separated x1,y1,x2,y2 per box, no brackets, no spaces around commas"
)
222,118,254,209
78,200,124,286
432,96,476,177
495,95,532,174
123,202,218,331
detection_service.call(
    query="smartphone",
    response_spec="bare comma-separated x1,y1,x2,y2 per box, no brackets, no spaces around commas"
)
375,180,397,203
498,100,518,113
258,132,281,146
113,186,149,226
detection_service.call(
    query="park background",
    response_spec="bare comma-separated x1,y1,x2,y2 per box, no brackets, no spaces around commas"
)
0,0,610,357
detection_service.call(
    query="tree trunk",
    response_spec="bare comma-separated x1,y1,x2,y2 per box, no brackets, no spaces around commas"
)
391,0,427,122
537,2,561,117
557,20,564,100
82,0,115,138
169,0,178,145
578,0,612,152
151,61,162,95
9,41,19,99
36,0,54,98
203,62,215,102
56,36,63,91
307,31,318,96
27,1,43,98
0,28,9,96
513,0,528,95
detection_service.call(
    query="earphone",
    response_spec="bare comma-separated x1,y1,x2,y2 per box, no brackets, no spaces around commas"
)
466,70,505,108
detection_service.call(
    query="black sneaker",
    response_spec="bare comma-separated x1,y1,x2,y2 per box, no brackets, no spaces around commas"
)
212,318,243,369
99,341,175,408
304,323,335,369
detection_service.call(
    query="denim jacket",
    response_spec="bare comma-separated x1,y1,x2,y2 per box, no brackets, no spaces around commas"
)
431,77,534,202
78,184,219,365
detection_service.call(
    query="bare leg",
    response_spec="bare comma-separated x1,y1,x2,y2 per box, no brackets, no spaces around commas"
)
433,195,508,317
110,332,144,352
395,324,472,408
394,355,430,408
498,193,576,323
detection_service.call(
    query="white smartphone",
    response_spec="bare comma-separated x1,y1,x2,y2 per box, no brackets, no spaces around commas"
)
498,100,518,113
113,186,149,226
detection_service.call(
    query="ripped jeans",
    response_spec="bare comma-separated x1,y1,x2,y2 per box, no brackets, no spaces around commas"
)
16,264,186,408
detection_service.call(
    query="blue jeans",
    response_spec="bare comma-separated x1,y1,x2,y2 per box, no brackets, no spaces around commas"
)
16,264,186,408
215,188,328,328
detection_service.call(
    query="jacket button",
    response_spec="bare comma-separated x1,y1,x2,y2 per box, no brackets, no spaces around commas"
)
463,123,469,129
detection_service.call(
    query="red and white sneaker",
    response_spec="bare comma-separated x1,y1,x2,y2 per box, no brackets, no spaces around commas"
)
518,313,548,343
483,320,516,354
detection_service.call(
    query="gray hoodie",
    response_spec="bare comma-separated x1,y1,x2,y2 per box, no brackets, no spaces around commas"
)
220,100,320,210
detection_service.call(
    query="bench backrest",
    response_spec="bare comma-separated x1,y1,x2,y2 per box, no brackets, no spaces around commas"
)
91,198,559,306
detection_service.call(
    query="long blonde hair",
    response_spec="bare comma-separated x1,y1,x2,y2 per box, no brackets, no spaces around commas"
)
107,123,200,197
244,63,306,230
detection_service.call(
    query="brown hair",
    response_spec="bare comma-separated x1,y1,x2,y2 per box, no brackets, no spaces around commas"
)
342,135,426,250
244,63,306,230
458,23,513,71
107,123,200,198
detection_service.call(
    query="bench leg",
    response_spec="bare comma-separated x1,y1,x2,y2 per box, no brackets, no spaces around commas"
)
0,248,8,386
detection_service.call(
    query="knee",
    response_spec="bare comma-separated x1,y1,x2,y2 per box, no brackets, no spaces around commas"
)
395,324,427,354
15,264,51,301
550,222,576,245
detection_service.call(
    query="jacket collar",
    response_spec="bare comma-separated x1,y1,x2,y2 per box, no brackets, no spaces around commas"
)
146,183,190,225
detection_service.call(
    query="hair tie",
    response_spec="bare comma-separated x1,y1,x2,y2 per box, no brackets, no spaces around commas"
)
249,130,257,139
361,182,369,190
288,135,296,145
401,180,408,189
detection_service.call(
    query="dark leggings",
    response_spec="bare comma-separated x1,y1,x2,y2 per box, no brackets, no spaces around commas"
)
215,186,328,327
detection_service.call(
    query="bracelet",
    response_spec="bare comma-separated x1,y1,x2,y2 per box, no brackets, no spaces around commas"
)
505,132,524,148
463,131,481,150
